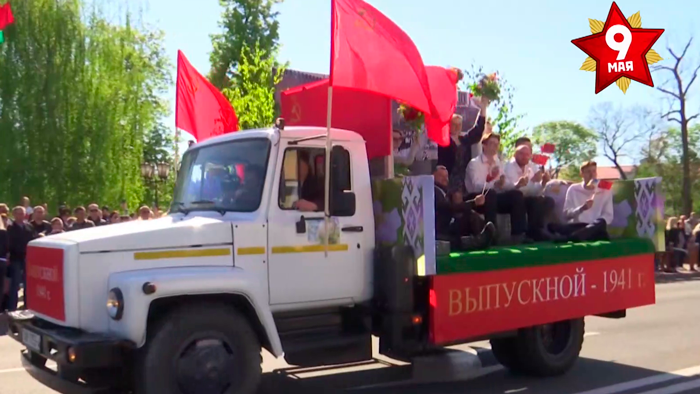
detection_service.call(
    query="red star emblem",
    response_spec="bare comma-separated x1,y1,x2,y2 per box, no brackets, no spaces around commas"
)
571,2,664,94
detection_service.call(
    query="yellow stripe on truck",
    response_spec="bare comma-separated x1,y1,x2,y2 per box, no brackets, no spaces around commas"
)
134,248,231,260
236,247,266,255
271,244,349,254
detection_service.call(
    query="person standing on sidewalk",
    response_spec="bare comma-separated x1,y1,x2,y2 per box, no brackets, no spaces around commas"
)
7,206,35,311
0,217,7,311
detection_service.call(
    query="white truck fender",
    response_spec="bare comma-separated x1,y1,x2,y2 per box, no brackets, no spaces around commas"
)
107,266,283,357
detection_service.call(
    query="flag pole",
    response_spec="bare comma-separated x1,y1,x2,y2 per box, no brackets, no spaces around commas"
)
174,52,181,177
324,0,336,258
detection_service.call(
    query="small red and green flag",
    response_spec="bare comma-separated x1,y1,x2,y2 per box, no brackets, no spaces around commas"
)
0,2,15,44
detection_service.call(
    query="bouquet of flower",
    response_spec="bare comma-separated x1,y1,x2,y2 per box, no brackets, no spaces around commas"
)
397,103,425,132
469,72,501,102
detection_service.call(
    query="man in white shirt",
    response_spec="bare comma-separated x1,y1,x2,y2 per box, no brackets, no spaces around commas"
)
465,133,527,243
550,161,613,242
504,139,555,241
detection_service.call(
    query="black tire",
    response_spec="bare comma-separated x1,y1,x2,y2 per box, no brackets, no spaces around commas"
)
514,318,585,377
489,337,522,371
134,303,262,394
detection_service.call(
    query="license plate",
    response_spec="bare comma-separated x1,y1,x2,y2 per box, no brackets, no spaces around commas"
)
22,329,41,353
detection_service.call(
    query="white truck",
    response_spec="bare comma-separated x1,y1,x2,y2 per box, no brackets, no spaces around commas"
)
7,122,657,394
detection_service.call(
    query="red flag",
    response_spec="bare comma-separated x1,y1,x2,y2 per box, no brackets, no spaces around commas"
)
423,66,459,147
531,154,549,166
176,50,238,142
331,0,433,121
597,180,614,190
280,79,392,159
0,3,15,30
541,143,556,154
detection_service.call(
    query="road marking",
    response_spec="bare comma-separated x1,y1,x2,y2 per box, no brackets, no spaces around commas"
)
584,331,601,337
635,377,700,394
0,368,24,374
570,365,700,394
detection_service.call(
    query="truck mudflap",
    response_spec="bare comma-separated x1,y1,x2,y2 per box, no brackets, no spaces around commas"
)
428,254,655,344
6,311,135,394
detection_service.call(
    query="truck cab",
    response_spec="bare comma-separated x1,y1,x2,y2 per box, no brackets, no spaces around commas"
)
6,124,659,394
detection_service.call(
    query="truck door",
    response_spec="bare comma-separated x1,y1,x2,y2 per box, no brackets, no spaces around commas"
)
268,142,363,306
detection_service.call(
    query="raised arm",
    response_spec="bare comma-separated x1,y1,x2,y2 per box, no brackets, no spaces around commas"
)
460,96,489,145
461,116,485,146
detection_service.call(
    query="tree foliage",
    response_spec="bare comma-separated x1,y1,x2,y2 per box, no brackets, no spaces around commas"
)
637,125,700,215
223,43,285,130
142,122,176,209
0,0,171,212
463,65,525,157
531,121,598,180
208,0,282,90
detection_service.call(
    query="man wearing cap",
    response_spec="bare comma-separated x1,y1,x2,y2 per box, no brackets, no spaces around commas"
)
465,133,527,244
504,142,554,241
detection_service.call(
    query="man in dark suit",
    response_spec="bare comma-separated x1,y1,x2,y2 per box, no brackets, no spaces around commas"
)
7,207,36,311
434,166,495,251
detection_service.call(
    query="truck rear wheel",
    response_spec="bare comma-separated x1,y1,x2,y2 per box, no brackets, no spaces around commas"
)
489,337,521,371
514,318,585,377
135,303,262,394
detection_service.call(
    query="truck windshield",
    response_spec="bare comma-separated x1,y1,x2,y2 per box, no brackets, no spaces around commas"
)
171,138,271,214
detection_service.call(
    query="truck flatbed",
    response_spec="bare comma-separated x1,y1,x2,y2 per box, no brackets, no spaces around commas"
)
437,238,655,274
430,238,656,344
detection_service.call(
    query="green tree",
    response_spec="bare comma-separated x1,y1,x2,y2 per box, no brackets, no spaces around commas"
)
209,0,282,90
637,125,700,215
223,43,285,130
0,0,170,212
531,121,598,179
142,122,175,209
463,65,525,156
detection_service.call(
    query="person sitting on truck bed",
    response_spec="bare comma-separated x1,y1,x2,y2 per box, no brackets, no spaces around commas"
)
549,161,612,242
465,132,528,244
434,165,496,251
292,151,324,212
504,141,554,241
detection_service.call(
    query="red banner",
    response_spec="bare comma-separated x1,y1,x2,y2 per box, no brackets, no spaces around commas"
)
429,254,655,344
280,79,392,160
26,246,65,321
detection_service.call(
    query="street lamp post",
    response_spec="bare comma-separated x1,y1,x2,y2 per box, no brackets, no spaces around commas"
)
141,162,170,209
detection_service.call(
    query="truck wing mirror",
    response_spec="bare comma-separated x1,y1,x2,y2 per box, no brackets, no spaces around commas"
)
330,191,356,217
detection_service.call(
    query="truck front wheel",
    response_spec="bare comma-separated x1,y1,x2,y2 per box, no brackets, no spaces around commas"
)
135,303,262,394
514,318,585,377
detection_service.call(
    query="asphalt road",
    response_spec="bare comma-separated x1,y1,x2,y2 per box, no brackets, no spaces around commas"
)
1,271,699,394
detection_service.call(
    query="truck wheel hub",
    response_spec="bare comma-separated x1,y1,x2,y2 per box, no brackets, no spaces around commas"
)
177,337,235,394
540,322,572,355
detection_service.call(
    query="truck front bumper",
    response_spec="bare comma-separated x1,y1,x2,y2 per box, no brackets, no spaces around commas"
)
6,310,135,394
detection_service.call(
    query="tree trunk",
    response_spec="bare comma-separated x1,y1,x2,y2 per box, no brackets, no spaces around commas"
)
613,160,628,180
681,114,692,215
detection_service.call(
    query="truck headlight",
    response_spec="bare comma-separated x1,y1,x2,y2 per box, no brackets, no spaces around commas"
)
107,288,124,320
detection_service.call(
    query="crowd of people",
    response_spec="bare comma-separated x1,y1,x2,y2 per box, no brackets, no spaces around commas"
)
395,96,613,252
664,214,700,272
0,198,163,313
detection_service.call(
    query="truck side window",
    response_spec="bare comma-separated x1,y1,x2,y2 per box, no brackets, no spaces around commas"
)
330,146,354,217
330,147,351,192
279,148,325,212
